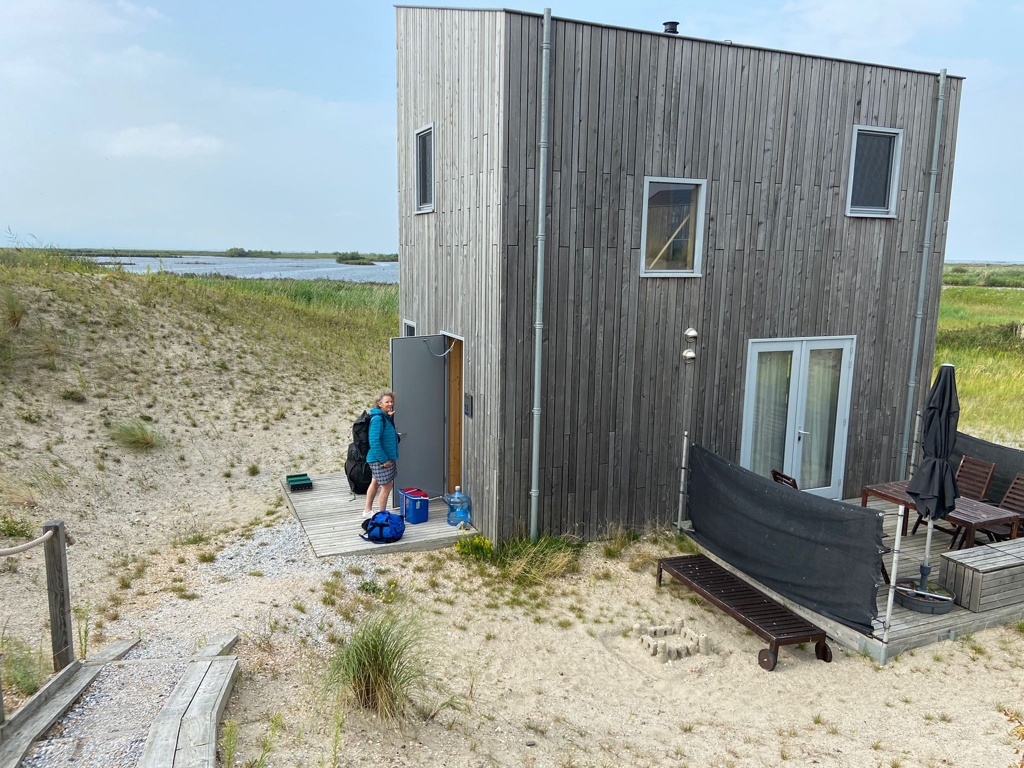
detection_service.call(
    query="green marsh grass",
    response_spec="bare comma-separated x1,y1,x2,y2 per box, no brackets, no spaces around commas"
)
934,286,1024,441
943,263,1024,288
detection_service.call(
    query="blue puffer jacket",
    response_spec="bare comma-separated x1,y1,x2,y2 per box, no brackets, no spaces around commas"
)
365,408,399,464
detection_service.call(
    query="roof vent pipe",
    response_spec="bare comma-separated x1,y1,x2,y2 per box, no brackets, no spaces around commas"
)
663,21,679,34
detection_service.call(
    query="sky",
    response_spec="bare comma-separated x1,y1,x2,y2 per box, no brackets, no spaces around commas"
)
1,0,1021,261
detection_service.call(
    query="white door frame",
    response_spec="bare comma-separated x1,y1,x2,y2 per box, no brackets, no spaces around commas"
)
739,335,856,498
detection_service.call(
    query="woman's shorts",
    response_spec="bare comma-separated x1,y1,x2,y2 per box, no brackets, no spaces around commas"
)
368,460,397,484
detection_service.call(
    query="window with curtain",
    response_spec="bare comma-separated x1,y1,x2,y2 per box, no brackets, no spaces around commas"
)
640,176,706,276
750,351,793,478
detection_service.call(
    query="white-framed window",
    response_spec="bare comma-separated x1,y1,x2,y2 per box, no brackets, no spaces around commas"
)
846,125,902,217
639,176,706,277
415,124,434,213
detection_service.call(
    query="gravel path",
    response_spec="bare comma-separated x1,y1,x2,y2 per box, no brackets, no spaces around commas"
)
18,517,378,767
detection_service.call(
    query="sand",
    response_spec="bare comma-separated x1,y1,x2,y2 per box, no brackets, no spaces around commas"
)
2,275,1024,767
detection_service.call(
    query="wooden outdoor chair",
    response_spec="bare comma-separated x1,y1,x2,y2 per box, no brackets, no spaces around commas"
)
770,469,799,490
956,455,996,501
979,473,1024,543
911,455,996,535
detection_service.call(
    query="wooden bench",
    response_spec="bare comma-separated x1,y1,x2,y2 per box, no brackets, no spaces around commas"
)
940,539,1024,612
657,555,832,671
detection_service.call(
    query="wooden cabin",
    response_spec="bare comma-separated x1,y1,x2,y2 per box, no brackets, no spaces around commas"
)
393,6,962,543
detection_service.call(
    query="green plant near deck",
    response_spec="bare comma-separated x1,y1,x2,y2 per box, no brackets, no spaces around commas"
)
109,418,163,450
602,524,640,559
325,608,427,719
493,535,584,586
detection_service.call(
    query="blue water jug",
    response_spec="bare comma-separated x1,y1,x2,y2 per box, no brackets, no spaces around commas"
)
445,486,472,527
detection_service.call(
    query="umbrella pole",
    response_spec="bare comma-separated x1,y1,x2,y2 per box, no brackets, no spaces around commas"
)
881,505,906,646
920,518,935,592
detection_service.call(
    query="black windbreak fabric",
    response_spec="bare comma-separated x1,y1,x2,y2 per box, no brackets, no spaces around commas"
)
950,432,1024,504
687,446,882,635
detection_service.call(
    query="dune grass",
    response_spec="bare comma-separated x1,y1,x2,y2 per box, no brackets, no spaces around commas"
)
325,608,426,719
943,263,1024,288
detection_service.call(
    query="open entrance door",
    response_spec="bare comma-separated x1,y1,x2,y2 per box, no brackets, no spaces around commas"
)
390,334,463,498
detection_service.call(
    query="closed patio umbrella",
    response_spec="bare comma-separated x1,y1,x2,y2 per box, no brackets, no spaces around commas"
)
906,364,959,592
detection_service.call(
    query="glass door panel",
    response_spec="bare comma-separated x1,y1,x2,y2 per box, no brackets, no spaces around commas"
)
749,351,793,478
741,337,855,498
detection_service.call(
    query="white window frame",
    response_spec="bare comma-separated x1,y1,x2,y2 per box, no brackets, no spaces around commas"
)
639,176,706,278
415,123,434,214
846,125,903,218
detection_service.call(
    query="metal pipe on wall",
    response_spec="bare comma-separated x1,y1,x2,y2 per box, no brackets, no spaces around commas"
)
528,8,552,542
899,69,947,479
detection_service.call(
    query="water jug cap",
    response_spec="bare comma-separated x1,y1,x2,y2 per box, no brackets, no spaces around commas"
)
455,485,461,492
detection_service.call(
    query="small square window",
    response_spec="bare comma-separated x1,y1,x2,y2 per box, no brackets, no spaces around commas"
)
846,126,902,217
415,125,434,213
640,176,706,277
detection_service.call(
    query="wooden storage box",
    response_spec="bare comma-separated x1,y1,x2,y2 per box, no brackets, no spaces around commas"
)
940,538,1024,612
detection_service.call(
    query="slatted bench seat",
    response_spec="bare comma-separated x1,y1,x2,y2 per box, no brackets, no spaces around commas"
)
656,555,832,671
940,538,1024,612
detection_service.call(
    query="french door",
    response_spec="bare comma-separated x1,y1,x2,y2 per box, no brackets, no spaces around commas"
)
739,337,855,498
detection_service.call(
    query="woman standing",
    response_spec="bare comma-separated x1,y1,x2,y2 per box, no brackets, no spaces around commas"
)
362,390,399,516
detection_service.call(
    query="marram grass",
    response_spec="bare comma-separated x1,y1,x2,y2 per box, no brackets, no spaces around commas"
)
326,608,426,719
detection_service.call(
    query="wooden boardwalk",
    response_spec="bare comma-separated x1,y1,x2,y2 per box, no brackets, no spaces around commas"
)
282,472,471,557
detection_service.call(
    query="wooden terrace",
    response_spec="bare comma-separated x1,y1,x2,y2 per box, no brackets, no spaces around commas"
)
281,472,472,557
696,496,1024,665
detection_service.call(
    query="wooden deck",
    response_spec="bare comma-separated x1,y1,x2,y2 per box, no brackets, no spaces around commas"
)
697,497,1024,664
281,472,471,557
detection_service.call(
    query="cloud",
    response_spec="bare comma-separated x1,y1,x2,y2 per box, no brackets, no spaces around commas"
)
98,123,225,159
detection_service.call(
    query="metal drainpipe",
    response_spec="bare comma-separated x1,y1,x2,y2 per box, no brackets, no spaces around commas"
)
529,8,552,542
898,68,947,479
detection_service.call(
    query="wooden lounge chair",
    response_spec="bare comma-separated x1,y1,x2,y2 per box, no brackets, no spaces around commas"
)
979,473,1024,543
912,455,996,536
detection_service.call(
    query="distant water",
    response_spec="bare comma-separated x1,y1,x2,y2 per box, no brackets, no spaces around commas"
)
90,255,399,283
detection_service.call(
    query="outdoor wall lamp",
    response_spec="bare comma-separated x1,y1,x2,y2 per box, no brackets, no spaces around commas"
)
684,327,698,343
683,327,698,363
682,349,697,364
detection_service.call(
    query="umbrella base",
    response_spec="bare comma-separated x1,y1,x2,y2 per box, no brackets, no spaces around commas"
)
894,580,955,614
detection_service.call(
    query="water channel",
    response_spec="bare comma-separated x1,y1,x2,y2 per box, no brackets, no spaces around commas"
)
89,255,399,283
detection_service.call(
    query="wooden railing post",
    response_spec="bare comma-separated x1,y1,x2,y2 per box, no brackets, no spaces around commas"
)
1,655,5,727
43,521,74,671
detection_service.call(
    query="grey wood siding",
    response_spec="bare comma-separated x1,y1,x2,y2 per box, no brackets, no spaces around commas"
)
396,8,507,540
397,8,961,542
496,14,960,541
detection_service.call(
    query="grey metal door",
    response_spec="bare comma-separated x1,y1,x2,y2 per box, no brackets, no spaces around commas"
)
391,334,447,497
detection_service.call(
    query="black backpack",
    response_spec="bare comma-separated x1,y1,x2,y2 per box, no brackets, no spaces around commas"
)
344,442,372,495
360,511,406,544
351,410,376,460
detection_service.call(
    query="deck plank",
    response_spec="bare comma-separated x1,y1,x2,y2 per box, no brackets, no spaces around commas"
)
281,473,473,557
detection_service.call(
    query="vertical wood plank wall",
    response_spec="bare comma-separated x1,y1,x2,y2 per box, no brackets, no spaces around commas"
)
397,8,962,543
497,13,961,541
396,8,507,539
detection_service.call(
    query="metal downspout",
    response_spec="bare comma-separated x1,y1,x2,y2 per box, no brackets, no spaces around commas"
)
529,8,552,542
899,69,947,478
